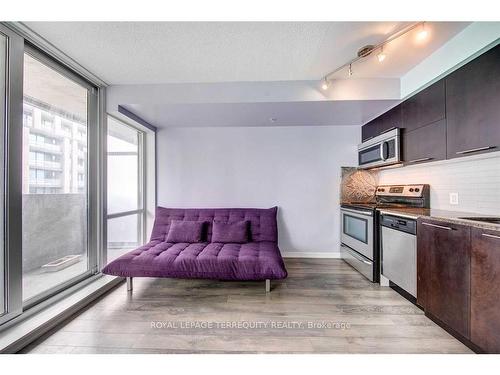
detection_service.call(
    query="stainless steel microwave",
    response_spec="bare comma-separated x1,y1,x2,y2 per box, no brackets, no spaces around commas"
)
358,128,401,169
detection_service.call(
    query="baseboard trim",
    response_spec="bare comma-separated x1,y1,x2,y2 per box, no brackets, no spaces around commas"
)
282,252,341,259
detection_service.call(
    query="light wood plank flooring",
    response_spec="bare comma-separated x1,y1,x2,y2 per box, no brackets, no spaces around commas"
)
21,258,472,354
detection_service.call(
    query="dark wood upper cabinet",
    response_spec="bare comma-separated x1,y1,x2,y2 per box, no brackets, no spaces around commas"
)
361,118,380,142
361,44,499,165
402,79,445,132
471,227,500,353
378,105,402,134
361,105,402,142
446,44,500,158
403,119,447,164
417,219,471,339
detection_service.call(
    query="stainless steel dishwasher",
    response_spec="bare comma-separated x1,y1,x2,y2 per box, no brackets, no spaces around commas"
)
380,214,417,297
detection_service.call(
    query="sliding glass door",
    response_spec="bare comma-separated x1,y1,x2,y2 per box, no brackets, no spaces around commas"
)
0,24,106,326
21,47,97,304
107,116,145,262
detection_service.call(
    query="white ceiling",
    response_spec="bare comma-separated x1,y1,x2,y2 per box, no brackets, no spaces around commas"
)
25,22,469,84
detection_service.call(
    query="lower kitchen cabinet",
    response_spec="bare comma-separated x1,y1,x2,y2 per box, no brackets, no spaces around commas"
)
402,119,447,164
471,227,500,353
417,219,471,339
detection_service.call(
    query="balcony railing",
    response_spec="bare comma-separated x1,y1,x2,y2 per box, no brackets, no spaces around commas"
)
29,159,63,170
22,193,87,272
29,140,62,154
30,125,63,138
29,178,62,187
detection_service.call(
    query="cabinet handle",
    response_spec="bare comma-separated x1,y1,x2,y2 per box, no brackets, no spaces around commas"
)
407,157,433,164
422,222,453,231
482,233,500,240
456,146,496,155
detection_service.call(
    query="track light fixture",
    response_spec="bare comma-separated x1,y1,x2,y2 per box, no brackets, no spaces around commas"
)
321,21,428,85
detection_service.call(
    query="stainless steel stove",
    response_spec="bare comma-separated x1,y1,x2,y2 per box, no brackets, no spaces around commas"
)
340,184,430,282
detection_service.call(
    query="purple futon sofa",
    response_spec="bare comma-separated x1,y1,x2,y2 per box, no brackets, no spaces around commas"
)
102,206,288,292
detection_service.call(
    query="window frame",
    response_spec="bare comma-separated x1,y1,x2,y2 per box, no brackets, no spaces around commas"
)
0,24,24,326
0,21,156,332
105,115,147,264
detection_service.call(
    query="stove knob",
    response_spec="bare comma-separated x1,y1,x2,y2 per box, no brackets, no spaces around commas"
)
414,188,420,192
378,188,385,192
409,188,414,192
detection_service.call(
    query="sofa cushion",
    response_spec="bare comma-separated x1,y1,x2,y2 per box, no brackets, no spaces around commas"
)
165,220,204,243
102,240,288,280
212,220,248,243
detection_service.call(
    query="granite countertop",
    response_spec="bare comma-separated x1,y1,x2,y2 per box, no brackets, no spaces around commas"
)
377,207,500,232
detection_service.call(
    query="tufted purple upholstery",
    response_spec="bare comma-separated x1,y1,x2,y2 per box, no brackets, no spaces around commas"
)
102,207,287,280
150,206,278,243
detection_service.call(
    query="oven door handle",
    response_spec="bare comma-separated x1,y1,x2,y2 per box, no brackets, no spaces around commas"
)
341,208,373,217
341,244,372,265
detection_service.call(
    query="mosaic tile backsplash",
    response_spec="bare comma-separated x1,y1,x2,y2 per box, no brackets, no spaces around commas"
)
340,167,378,203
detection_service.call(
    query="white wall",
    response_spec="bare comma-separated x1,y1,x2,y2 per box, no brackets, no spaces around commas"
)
157,125,360,256
378,152,500,215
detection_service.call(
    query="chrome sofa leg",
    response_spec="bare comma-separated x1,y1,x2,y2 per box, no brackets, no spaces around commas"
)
265,279,271,293
126,277,133,292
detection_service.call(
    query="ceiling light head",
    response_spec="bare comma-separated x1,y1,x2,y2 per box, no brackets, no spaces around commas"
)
377,48,386,62
416,22,429,41
321,78,330,91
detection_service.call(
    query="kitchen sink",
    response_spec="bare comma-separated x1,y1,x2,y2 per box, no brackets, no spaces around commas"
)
459,217,500,224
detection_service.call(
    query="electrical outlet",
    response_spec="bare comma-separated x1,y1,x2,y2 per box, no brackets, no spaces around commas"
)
449,192,459,205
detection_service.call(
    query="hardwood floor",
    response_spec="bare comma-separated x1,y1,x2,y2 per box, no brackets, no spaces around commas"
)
21,258,472,354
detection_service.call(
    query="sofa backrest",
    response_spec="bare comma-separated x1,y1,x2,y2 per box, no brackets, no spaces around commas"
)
150,206,278,243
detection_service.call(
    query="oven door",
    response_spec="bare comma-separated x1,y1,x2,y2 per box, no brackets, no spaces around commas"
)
341,208,374,260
